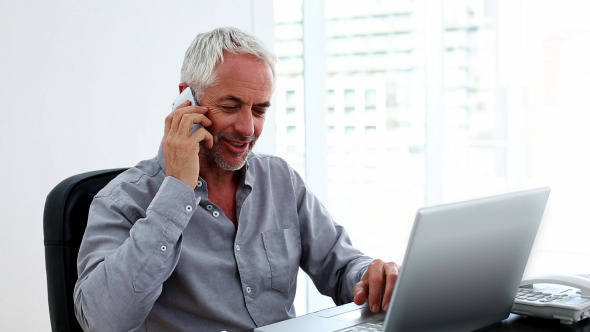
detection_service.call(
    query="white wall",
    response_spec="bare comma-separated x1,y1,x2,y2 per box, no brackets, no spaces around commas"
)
0,1,275,330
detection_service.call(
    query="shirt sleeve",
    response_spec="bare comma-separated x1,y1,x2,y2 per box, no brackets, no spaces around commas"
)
290,167,373,305
74,176,199,332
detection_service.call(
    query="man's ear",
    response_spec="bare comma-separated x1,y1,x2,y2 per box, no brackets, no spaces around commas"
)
179,82,189,93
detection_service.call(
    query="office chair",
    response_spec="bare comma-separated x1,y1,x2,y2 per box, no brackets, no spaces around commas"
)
43,168,127,332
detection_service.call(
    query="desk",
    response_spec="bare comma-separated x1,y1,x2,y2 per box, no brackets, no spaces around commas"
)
476,314,590,331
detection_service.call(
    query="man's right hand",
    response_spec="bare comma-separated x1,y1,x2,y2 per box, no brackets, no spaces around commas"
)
163,101,214,188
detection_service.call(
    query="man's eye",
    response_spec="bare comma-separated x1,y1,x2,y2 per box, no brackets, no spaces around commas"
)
222,105,240,111
253,109,267,117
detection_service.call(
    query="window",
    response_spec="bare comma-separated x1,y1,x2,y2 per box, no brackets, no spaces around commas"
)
273,0,590,315
516,0,590,273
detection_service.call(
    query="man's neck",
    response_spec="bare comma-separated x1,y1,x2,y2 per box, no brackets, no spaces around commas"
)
199,160,240,190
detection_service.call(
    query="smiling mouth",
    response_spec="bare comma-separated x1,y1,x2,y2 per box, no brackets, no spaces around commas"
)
224,139,252,154
229,141,248,148
216,132,257,154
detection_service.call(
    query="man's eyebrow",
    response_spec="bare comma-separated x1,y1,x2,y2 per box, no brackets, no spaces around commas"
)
223,95,271,108
255,101,272,108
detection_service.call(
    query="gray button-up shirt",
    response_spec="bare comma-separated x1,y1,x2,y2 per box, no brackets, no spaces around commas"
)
74,146,372,332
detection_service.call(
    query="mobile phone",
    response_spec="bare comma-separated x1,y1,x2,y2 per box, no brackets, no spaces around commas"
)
171,87,197,110
171,87,202,134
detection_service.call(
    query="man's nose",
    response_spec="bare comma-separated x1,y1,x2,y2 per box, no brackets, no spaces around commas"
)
234,108,255,136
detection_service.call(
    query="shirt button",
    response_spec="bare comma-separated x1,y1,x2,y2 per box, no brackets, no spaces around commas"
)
206,204,213,211
185,205,193,212
160,245,167,252
197,180,202,187
246,286,252,293
212,211,220,217
235,245,241,251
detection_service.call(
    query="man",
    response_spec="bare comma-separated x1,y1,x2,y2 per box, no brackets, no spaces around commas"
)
74,27,399,332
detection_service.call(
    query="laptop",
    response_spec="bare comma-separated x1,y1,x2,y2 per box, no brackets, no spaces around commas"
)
255,187,551,332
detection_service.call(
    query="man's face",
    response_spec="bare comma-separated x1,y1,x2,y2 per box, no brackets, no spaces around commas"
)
200,53,274,171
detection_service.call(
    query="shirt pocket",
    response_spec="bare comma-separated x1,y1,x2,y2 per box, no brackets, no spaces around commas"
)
261,228,301,293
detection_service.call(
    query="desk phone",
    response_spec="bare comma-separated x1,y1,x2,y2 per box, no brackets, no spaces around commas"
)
512,274,590,324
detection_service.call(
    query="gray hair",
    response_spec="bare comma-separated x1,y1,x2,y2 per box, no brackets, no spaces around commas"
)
180,27,276,101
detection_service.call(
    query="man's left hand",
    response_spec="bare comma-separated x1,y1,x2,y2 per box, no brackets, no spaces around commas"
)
353,259,400,313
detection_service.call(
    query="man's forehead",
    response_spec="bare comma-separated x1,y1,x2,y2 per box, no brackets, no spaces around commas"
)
210,54,274,103
220,94,272,107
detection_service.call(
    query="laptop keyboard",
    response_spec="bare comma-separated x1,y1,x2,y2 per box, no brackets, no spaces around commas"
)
336,320,384,332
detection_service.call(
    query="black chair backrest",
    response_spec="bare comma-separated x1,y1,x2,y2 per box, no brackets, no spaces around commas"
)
43,168,127,332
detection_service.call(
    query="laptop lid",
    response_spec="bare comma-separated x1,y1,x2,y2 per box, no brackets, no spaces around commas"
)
382,187,550,332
